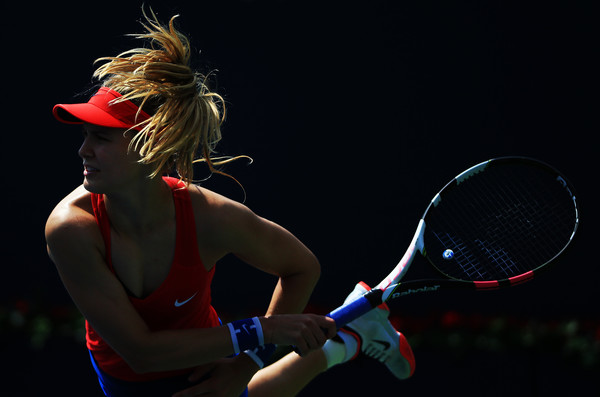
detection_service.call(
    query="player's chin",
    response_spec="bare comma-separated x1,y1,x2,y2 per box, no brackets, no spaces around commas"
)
82,177,107,194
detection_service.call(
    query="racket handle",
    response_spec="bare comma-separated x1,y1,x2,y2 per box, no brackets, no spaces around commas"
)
292,289,383,355
327,289,383,328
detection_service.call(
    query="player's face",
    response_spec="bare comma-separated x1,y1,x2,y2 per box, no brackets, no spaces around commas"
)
78,123,147,194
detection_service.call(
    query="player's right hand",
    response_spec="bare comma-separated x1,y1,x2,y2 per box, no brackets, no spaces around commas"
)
260,314,337,356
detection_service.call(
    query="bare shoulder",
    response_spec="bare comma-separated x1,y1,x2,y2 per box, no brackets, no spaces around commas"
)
45,185,102,257
186,183,317,278
186,183,268,263
186,183,256,223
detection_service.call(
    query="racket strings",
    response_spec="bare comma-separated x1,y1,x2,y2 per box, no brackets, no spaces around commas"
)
426,161,577,282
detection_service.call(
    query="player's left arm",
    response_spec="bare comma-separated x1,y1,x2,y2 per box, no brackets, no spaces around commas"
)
230,208,320,316
194,186,321,316
178,186,327,396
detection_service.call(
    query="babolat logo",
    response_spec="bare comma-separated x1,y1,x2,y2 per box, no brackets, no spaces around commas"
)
392,285,441,299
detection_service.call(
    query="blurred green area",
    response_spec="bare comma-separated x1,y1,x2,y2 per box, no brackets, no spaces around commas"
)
3,298,598,371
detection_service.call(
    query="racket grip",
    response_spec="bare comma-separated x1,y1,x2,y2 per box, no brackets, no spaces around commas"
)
293,289,382,355
293,301,370,356
327,289,383,328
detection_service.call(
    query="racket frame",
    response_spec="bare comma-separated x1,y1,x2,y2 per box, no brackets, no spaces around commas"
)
327,156,579,329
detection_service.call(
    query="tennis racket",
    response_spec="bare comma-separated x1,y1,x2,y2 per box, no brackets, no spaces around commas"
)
327,156,579,328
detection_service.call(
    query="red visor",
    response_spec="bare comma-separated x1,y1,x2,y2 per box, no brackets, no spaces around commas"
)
53,87,151,131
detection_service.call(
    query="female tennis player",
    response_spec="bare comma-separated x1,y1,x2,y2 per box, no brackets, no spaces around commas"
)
45,9,414,397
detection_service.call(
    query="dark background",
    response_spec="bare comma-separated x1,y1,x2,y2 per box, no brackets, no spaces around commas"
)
2,0,597,395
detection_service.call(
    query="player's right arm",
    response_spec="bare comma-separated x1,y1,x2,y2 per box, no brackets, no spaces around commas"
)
44,189,239,372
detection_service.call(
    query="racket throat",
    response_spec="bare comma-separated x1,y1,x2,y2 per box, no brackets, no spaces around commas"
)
362,288,384,308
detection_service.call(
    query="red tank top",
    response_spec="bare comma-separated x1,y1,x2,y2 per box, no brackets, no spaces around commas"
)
87,177,221,381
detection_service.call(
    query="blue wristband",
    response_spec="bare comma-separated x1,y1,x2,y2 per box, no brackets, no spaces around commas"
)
227,317,264,354
244,343,277,369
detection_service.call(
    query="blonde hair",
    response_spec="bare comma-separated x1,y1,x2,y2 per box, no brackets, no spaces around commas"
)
93,8,246,184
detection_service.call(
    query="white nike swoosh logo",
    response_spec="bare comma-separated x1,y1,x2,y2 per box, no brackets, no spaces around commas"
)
174,292,198,307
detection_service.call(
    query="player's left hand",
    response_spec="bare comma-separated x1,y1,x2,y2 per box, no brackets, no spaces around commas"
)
172,355,257,397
